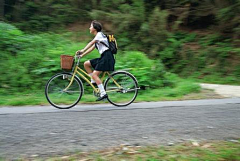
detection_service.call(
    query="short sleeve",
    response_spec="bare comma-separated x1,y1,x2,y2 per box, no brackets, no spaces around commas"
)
94,32,102,42
93,32,109,54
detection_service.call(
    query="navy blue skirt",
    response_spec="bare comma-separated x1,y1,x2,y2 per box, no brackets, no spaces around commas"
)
90,50,115,71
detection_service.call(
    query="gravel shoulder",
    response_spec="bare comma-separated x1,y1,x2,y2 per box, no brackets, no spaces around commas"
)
200,83,240,97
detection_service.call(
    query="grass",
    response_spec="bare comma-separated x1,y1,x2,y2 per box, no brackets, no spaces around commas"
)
0,79,224,106
5,140,239,161
187,73,240,86
0,81,222,106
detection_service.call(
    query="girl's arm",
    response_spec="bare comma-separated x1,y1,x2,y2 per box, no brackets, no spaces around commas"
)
80,44,95,57
82,39,97,53
76,39,96,55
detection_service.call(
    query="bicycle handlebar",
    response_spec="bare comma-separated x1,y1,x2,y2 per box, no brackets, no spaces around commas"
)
74,55,81,67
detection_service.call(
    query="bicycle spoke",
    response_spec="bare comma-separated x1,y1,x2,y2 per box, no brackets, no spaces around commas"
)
65,90,81,93
45,73,83,109
105,71,138,106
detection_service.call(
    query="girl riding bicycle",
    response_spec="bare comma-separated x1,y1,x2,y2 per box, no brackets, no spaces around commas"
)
76,20,115,101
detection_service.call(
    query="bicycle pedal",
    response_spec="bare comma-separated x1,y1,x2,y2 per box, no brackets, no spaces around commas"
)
102,98,108,101
96,94,108,101
96,97,108,102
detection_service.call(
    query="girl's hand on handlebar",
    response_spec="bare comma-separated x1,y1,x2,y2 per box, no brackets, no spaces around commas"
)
76,54,83,58
76,50,84,55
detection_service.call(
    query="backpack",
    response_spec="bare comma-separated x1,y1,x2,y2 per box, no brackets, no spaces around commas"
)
99,34,118,54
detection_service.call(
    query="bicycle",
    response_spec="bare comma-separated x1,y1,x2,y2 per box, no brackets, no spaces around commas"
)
45,55,140,109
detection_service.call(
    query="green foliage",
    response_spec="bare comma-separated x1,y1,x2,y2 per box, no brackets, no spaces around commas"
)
144,8,169,57
1,1,240,105
159,32,197,69
4,0,240,40
5,0,91,32
0,22,79,93
92,4,170,57
161,31,240,84
0,22,187,95
4,0,240,57
217,0,240,39
116,51,174,88
107,0,146,51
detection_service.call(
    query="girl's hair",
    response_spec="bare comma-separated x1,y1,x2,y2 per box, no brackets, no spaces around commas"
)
91,20,102,32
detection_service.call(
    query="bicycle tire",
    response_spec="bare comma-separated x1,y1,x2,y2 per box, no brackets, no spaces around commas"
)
45,72,83,109
104,71,138,107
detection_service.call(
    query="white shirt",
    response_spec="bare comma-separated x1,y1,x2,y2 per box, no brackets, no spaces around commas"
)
94,32,109,54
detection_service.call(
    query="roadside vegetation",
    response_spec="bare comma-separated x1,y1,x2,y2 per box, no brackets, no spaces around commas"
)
0,22,201,106
2,140,239,161
1,1,240,105
0,1,239,160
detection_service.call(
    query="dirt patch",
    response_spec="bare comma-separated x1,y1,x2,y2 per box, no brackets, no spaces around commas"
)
182,89,224,100
67,21,114,32
183,42,201,50
67,22,90,32
66,21,114,42
200,83,240,97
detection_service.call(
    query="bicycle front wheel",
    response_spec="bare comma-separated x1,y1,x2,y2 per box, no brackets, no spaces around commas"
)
104,71,139,107
45,73,83,109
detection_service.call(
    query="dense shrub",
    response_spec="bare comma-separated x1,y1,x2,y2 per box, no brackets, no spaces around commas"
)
159,31,240,84
0,22,179,94
115,51,175,88
0,22,75,93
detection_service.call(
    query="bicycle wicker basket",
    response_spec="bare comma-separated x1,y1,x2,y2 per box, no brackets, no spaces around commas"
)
60,55,74,70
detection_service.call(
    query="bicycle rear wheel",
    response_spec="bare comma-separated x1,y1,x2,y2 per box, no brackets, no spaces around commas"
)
45,73,83,109
104,71,138,107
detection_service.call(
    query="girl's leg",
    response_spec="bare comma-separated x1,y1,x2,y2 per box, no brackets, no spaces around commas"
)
84,61,93,74
92,70,102,85
92,70,108,100
84,61,95,83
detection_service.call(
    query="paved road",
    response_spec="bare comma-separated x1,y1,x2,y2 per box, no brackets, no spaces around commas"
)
0,98,240,159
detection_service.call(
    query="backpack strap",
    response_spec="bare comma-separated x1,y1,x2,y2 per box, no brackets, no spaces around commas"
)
95,41,109,50
100,41,109,48
98,41,116,59
98,33,109,48
95,42,98,50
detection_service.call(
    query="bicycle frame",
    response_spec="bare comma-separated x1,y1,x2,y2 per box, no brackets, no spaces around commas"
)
63,56,121,93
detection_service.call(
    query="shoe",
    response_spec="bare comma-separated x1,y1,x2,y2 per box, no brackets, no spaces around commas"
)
96,94,108,101
86,82,97,86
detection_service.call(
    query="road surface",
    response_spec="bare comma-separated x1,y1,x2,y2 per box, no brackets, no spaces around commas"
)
0,98,240,159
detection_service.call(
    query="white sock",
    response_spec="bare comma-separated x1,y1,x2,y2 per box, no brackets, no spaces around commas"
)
98,84,106,97
88,73,95,83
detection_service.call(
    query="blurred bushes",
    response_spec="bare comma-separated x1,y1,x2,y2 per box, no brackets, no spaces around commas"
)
91,2,169,57
5,0,240,47
159,31,240,84
1,20,239,96
0,22,75,93
4,1,239,86
0,22,182,94
5,0,91,31
116,51,175,88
